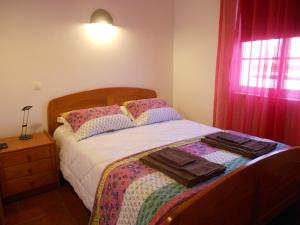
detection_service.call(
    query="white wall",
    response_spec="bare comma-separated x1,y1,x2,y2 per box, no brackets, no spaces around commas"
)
173,0,220,125
0,0,173,137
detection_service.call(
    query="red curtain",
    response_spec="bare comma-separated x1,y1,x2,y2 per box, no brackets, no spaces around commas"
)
214,0,300,146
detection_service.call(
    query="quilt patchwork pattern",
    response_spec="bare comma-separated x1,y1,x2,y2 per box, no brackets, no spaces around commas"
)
90,137,287,225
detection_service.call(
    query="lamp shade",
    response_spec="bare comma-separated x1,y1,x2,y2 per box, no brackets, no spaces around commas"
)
90,9,114,25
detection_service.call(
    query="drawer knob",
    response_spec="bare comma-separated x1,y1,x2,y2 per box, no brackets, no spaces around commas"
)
26,155,32,161
28,168,33,173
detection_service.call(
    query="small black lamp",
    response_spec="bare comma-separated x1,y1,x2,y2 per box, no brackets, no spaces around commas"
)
19,106,33,140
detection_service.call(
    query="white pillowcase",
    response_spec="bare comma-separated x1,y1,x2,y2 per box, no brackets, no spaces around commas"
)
57,117,73,131
120,106,130,116
74,114,134,141
133,107,182,126
57,113,134,141
57,116,68,125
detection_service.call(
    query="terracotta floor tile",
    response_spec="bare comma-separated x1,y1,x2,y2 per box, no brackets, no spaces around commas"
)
17,199,45,222
3,182,299,225
19,216,55,225
59,188,90,224
43,208,76,225
3,183,89,225
35,191,64,211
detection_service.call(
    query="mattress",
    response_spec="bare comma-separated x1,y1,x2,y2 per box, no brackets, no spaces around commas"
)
53,119,220,211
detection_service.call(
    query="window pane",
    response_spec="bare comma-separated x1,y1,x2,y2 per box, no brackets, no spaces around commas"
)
264,39,281,58
241,37,300,93
240,59,278,88
242,39,281,59
283,38,300,91
243,40,263,58
242,42,251,58
286,59,300,78
241,39,281,89
289,37,300,57
240,60,250,86
284,58,300,90
250,41,262,58
284,80,300,90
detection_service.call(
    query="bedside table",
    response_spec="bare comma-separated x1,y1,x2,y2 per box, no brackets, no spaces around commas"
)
0,131,58,199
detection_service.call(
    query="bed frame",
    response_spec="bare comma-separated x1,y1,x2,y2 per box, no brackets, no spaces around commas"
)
48,87,300,225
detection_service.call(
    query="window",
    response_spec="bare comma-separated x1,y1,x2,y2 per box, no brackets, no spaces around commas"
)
240,37,300,93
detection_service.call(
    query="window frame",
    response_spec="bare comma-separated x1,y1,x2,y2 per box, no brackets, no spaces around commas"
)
238,37,300,99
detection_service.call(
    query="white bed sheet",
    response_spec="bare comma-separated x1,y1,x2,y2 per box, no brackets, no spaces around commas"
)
54,119,220,211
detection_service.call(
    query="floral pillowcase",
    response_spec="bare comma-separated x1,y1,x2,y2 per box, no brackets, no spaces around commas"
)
123,98,182,126
61,105,134,141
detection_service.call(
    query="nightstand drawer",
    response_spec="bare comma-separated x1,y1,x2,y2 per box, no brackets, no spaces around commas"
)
1,157,55,180
0,145,53,167
1,171,57,197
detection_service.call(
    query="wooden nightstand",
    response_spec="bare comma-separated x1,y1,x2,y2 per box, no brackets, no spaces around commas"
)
0,131,58,199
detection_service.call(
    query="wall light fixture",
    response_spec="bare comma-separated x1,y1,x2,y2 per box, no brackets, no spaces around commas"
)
90,9,114,25
86,9,117,42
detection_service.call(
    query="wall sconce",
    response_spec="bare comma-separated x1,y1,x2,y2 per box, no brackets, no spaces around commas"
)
86,9,117,42
90,9,114,25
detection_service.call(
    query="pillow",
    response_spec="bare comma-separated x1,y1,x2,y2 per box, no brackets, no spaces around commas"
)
57,116,68,125
120,106,130,116
61,105,134,140
123,98,182,126
57,116,73,131
133,107,183,126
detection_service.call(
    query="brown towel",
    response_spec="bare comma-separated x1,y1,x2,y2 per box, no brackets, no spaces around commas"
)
141,156,198,187
241,141,273,151
216,132,250,145
205,132,248,147
149,149,221,176
140,148,226,187
150,147,196,166
202,132,277,158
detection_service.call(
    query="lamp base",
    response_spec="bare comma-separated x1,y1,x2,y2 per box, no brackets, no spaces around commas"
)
19,135,32,140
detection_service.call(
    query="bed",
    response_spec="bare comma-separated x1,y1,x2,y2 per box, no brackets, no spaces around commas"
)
48,87,300,225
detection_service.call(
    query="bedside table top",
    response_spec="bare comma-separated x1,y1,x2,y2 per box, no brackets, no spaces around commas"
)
0,131,54,154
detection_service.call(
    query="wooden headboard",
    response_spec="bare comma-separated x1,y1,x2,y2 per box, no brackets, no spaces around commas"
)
47,87,157,136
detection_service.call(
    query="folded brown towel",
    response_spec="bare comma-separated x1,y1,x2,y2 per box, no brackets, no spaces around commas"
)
150,147,196,167
183,160,224,177
141,156,198,187
241,141,273,151
202,132,277,158
149,149,221,176
216,132,250,145
140,148,226,187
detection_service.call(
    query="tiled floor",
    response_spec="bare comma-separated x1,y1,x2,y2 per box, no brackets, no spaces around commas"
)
3,183,90,225
3,183,300,225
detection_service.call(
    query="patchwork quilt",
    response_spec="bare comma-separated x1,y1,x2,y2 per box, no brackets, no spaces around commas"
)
89,136,287,225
